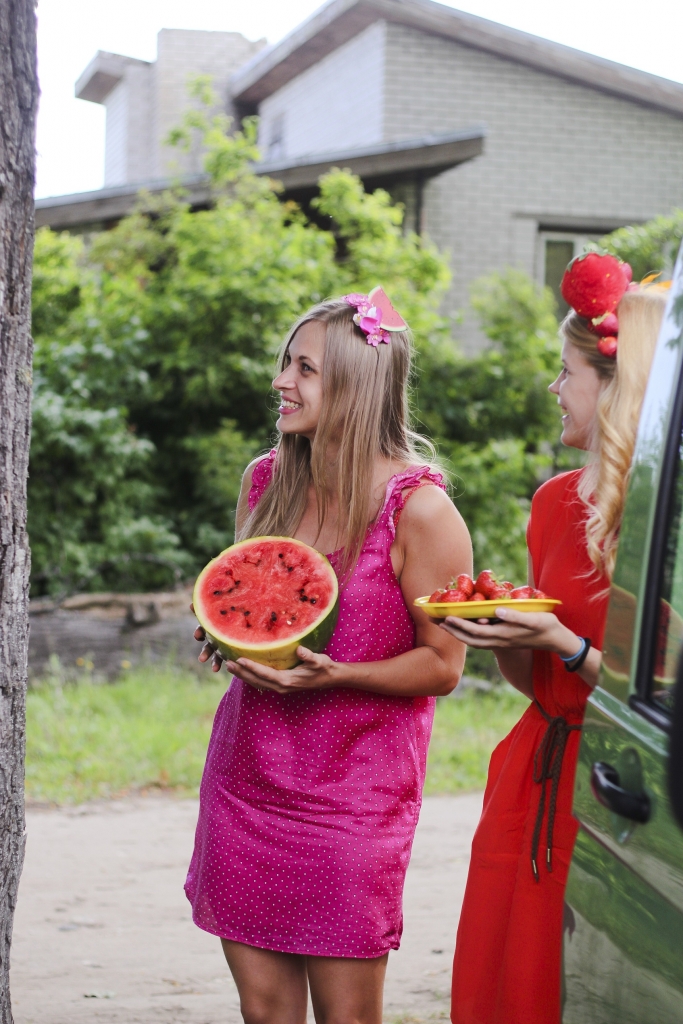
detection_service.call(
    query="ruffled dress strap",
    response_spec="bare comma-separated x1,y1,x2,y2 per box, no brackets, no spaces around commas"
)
379,465,446,543
248,449,277,511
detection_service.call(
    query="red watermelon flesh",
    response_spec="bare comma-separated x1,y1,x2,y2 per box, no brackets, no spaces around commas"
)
193,537,339,669
368,285,408,332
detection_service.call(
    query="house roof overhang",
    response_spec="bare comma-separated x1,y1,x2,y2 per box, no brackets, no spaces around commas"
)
35,176,212,231
34,129,484,230
231,0,683,120
254,126,485,190
75,51,152,104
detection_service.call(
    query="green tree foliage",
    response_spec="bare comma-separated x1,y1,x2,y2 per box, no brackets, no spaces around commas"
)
31,88,682,599
419,271,564,581
29,113,449,596
600,210,683,283
30,230,189,595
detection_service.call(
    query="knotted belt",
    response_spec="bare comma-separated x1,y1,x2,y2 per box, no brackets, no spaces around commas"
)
531,699,582,882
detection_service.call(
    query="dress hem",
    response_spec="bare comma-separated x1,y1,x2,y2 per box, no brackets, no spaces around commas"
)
190,909,399,959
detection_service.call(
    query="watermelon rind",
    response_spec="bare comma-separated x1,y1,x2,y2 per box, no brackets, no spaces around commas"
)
368,284,408,332
193,536,339,671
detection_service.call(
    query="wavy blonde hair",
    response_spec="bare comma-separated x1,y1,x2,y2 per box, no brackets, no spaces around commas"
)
563,287,667,579
238,298,439,578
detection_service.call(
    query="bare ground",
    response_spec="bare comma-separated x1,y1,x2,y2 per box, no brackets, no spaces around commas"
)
10,793,482,1024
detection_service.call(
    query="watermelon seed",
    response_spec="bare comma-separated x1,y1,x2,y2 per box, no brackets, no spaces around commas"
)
244,610,251,616
220,610,227,615
271,612,277,621
246,622,252,628
300,595,308,602
287,567,293,572
278,553,283,558
310,598,317,605
230,606,236,611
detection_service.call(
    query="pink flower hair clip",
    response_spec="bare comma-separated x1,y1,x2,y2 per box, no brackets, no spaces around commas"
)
343,286,408,347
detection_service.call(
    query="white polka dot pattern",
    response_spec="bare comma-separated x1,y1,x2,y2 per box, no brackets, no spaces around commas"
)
184,462,444,957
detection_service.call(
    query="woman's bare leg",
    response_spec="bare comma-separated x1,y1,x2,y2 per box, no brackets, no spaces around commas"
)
306,953,388,1024
221,939,308,1024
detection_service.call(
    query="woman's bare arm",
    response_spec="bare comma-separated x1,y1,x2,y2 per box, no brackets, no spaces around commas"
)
440,543,601,697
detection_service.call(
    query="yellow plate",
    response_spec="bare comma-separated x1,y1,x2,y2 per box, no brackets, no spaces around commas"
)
414,595,562,620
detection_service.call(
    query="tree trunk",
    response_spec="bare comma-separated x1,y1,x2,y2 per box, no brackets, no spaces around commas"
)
0,1,38,1021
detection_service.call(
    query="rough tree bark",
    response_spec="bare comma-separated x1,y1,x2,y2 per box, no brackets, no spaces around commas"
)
0,1,38,1021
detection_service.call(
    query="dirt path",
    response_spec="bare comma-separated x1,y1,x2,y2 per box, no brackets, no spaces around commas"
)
11,793,482,1023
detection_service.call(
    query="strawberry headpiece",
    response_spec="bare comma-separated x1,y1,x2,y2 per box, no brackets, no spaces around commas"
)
560,252,633,359
343,286,408,347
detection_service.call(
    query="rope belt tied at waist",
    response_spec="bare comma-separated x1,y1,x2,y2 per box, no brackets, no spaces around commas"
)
531,699,582,882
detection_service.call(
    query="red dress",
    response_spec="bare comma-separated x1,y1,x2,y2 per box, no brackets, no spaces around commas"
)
451,469,609,1024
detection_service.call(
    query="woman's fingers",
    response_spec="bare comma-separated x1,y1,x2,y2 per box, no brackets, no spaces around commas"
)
198,641,215,663
296,645,322,666
494,607,547,628
226,660,288,693
211,651,224,672
194,625,206,642
234,657,288,686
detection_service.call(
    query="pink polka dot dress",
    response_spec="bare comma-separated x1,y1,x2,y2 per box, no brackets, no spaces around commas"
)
184,454,445,957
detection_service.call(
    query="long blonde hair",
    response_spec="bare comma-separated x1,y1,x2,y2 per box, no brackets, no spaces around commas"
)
563,287,667,579
239,298,439,577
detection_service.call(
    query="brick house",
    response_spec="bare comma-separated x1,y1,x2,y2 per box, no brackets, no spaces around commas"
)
38,0,683,347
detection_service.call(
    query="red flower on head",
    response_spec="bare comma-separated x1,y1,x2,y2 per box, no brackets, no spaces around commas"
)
561,253,632,319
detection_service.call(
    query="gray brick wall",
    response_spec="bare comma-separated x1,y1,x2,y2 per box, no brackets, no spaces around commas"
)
104,80,128,186
101,30,264,186
153,29,264,179
258,22,386,161
383,23,683,347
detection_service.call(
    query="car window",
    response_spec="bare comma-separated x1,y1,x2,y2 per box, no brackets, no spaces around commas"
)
651,424,683,712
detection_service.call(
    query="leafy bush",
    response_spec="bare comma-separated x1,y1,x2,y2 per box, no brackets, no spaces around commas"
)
600,210,683,282
30,115,450,596
30,95,682,599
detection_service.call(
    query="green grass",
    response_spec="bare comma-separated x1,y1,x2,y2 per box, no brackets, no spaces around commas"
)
425,686,529,795
25,667,529,805
26,666,226,804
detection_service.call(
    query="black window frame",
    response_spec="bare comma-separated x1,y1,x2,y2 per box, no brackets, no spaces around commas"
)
630,374,683,734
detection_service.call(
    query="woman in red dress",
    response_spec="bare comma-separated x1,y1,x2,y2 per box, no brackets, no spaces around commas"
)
444,256,668,1024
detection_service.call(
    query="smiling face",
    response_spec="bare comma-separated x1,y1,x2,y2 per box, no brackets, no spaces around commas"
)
272,320,326,441
548,338,605,450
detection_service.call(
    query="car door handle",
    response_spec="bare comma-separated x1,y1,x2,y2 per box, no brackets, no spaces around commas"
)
590,762,651,823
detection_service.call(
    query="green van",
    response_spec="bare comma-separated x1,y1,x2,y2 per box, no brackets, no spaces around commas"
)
563,247,683,1022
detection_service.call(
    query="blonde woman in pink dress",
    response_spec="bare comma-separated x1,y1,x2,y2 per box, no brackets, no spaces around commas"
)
187,292,472,1024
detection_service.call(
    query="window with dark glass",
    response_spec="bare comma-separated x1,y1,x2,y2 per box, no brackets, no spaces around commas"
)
544,240,575,317
651,426,683,712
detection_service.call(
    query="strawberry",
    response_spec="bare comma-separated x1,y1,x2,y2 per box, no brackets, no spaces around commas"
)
510,586,535,600
471,590,487,602
442,588,468,602
532,589,548,599
490,584,512,600
474,570,499,599
429,590,445,603
500,581,514,592
456,574,475,598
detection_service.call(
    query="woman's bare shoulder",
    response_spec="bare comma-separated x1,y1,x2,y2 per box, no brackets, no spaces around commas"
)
400,483,466,531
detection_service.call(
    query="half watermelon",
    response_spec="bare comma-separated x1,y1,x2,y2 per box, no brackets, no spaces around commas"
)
193,536,339,670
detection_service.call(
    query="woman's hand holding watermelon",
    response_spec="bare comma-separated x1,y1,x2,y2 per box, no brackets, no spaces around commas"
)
224,646,339,694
